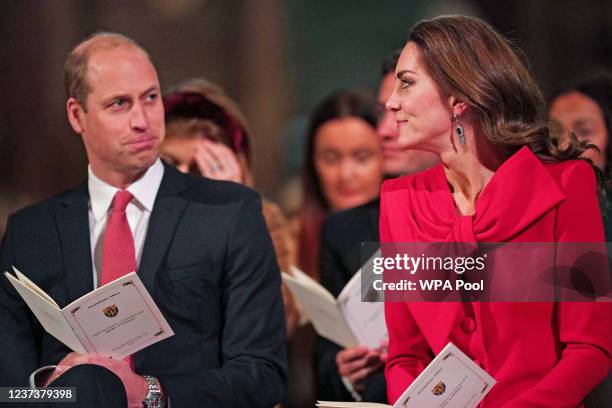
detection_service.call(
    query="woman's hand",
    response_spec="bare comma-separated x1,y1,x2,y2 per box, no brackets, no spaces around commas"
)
193,139,242,183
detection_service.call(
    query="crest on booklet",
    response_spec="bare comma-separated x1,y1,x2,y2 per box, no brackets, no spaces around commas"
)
103,304,119,318
432,381,446,395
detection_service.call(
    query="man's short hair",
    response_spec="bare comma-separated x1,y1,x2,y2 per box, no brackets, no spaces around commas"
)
64,32,152,111
380,49,400,77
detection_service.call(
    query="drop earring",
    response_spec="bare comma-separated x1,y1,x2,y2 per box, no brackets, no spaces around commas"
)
453,112,466,145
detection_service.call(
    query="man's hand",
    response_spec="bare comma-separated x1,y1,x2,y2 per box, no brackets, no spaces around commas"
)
46,353,148,408
336,340,388,391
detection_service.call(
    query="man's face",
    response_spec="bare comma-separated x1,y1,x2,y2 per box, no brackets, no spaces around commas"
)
69,45,165,186
549,91,608,171
376,72,439,176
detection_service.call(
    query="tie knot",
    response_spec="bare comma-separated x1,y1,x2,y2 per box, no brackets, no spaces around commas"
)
112,190,133,212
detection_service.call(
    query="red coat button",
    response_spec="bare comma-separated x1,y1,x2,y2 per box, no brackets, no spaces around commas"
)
461,316,477,333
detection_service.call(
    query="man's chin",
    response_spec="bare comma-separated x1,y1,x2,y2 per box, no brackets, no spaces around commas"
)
137,149,160,165
383,160,413,177
125,153,160,175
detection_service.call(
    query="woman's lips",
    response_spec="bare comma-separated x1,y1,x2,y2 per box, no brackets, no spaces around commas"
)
338,188,362,198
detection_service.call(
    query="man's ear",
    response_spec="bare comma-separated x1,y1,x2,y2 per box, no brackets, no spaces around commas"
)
67,97,85,134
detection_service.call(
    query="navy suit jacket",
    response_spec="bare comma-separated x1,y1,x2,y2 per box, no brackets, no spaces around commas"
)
315,198,387,403
0,163,287,407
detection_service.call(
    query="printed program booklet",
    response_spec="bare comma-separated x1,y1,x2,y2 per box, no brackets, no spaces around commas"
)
5,267,174,359
281,262,387,349
317,342,496,408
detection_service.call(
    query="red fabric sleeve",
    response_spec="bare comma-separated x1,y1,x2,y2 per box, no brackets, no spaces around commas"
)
380,180,433,403
504,161,612,407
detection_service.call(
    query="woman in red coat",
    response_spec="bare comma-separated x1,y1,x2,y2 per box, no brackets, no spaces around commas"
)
381,16,612,407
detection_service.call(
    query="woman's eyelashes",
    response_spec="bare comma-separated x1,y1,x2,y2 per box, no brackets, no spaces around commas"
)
400,78,414,91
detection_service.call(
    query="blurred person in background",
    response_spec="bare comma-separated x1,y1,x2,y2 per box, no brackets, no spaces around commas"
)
549,73,612,407
549,74,612,238
298,89,384,281
162,78,300,336
315,51,441,403
287,89,383,407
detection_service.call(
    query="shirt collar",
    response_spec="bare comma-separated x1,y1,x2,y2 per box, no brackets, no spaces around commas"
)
88,159,164,221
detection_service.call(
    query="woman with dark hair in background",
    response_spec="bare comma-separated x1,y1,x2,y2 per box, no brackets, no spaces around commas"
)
162,78,300,336
283,89,384,407
298,89,383,280
382,15,611,406
549,74,612,239
314,54,405,405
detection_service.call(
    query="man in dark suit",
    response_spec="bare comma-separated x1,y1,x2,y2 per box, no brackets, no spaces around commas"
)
314,52,439,403
0,32,286,408
315,198,385,402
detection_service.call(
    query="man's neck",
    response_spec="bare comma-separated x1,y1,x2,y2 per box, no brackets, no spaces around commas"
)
89,166,148,190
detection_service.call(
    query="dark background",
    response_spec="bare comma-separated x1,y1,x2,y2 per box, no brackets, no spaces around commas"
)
0,0,610,231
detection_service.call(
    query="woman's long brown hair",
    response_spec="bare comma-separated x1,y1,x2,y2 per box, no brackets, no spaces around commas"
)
408,15,592,162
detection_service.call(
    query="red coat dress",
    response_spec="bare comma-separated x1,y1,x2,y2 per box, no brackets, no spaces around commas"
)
380,147,612,407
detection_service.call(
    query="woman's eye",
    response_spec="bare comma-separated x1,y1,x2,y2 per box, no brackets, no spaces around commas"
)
319,152,339,165
355,151,373,163
401,79,413,90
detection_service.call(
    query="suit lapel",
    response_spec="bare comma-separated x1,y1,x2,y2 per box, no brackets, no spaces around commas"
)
138,165,188,295
56,183,94,303
366,199,380,242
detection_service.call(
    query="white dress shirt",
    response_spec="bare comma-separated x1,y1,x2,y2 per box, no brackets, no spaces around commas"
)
88,159,164,288
29,159,165,387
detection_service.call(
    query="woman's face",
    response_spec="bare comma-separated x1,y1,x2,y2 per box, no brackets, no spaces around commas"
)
314,117,383,211
161,135,201,173
385,42,453,153
549,91,608,171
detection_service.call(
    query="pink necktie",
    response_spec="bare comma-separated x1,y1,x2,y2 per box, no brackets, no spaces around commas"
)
100,190,136,369
100,190,136,285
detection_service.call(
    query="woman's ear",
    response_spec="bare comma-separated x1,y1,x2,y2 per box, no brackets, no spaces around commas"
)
449,96,468,117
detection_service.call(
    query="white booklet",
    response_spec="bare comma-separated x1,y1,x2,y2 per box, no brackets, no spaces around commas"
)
281,257,387,349
5,267,174,359
317,342,496,408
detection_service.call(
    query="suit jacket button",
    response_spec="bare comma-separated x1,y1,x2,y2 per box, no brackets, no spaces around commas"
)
461,316,477,333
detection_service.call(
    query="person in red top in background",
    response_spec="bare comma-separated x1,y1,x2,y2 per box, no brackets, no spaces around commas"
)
381,15,612,407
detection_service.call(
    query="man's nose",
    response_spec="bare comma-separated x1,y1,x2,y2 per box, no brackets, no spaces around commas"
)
130,103,149,131
377,111,398,139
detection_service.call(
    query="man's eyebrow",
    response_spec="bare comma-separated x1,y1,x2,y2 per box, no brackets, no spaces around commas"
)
140,86,159,97
396,69,416,79
101,93,130,104
573,118,595,127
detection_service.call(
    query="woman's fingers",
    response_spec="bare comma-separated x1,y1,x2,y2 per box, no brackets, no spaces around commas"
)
194,140,242,183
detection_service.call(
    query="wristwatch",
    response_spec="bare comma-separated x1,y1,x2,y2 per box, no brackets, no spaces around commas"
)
142,375,166,408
